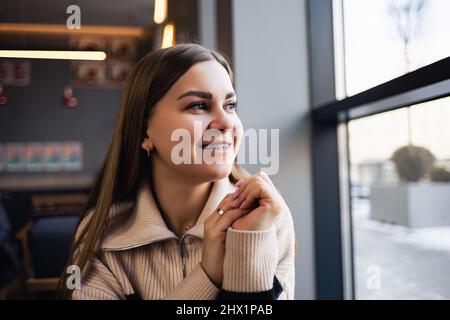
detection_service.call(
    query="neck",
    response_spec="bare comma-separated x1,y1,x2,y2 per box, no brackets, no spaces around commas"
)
150,159,213,237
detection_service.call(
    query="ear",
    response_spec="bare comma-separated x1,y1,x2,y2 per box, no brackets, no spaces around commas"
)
141,134,154,152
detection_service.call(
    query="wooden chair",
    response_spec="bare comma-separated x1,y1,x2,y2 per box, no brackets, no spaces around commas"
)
14,193,86,295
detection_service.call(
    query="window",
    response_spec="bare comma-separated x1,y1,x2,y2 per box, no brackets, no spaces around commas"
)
342,0,450,96
310,0,450,299
335,0,450,299
348,97,450,299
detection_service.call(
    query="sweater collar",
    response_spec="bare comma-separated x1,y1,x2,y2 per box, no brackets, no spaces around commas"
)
101,176,237,251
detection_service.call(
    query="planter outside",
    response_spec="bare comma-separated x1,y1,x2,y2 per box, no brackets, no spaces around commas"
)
370,182,450,228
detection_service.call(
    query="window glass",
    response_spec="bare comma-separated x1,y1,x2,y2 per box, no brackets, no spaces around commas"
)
343,0,450,96
348,97,450,299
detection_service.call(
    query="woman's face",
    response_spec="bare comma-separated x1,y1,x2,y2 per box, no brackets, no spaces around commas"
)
142,60,243,183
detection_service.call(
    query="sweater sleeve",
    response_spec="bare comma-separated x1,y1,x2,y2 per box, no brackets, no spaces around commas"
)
220,207,296,300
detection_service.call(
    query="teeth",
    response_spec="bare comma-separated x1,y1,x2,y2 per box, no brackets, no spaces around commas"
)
202,142,231,150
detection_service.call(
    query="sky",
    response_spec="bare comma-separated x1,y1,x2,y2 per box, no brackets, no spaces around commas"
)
342,0,450,164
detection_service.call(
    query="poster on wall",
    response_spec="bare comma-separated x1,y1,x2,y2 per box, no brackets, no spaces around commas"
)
12,61,31,86
0,60,13,86
107,61,132,86
0,60,31,86
26,143,46,172
70,36,106,87
6,143,26,172
108,37,135,60
71,61,106,86
70,36,106,51
0,144,5,172
45,143,65,171
63,142,83,171
69,35,134,88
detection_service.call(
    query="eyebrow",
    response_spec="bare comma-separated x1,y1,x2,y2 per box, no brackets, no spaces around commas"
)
177,90,236,101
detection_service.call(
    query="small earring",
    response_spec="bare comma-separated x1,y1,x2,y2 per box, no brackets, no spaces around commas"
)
147,148,150,157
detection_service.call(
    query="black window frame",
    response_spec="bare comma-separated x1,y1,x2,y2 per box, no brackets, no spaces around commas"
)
308,0,450,300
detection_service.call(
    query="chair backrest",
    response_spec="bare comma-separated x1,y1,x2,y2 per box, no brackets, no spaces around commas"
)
0,201,21,288
0,191,33,233
29,215,79,278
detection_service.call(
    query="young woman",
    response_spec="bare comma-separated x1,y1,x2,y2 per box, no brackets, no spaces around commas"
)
59,43,295,300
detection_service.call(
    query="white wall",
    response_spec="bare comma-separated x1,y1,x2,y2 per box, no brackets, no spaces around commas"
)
231,0,315,299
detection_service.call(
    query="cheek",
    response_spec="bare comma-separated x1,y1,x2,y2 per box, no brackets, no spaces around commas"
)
154,117,201,157
233,119,244,148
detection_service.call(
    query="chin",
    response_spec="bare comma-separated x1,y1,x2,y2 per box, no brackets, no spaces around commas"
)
193,163,233,182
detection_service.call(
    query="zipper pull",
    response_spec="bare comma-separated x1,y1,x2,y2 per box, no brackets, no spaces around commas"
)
179,235,187,278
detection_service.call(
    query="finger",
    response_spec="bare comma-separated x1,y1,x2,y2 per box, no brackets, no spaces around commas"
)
215,207,252,231
232,178,256,208
257,170,276,189
255,170,283,202
233,176,254,199
239,186,263,210
239,177,272,210
257,170,287,208
232,177,268,208
208,193,236,224
232,178,257,207
234,171,273,199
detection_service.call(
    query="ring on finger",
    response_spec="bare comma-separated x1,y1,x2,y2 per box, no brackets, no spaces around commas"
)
217,208,225,216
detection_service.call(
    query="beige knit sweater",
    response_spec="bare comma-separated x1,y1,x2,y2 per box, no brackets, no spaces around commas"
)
71,176,296,300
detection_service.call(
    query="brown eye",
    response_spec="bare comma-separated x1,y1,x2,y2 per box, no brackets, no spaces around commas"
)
188,102,208,111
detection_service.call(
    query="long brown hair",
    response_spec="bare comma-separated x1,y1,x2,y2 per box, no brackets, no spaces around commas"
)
58,43,248,298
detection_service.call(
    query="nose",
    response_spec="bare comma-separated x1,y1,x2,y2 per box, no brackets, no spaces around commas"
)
208,107,235,134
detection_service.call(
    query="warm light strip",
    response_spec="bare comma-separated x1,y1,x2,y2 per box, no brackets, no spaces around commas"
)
161,23,175,48
0,23,145,37
0,50,107,61
154,0,168,24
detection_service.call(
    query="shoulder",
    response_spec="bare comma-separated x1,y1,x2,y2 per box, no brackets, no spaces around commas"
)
74,201,135,242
